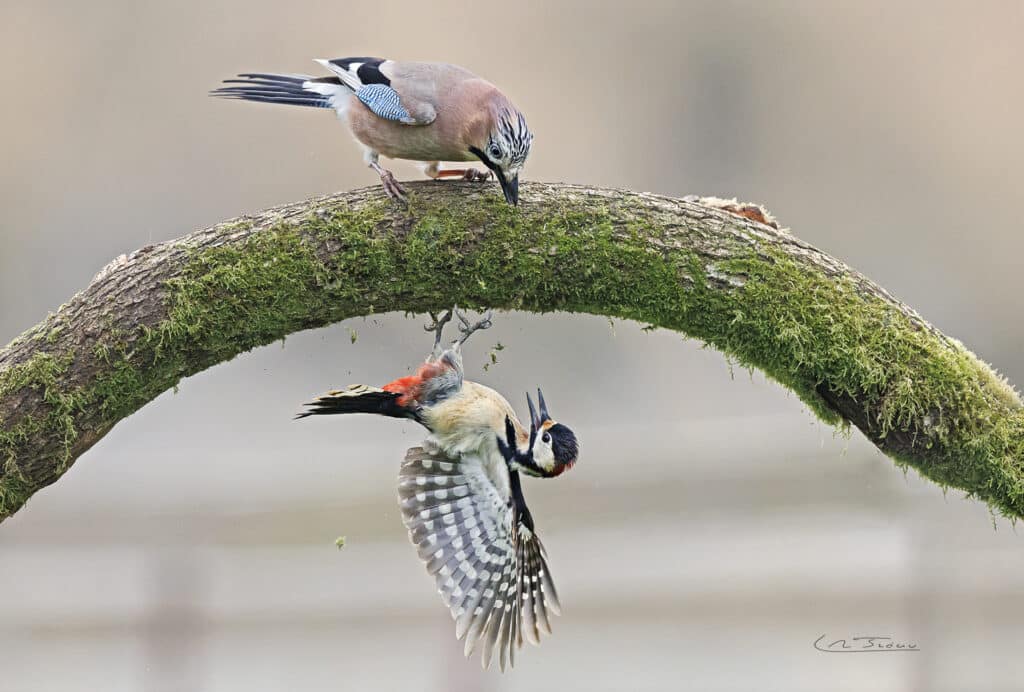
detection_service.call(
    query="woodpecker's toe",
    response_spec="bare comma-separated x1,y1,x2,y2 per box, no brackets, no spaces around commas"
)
455,308,493,345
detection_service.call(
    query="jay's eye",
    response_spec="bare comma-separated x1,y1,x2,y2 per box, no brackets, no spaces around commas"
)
542,432,551,444
488,144,502,159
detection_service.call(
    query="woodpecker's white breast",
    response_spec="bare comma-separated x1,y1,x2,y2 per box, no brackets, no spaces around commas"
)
422,381,522,457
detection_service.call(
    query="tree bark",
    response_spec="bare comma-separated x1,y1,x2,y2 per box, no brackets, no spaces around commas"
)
1,182,1022,522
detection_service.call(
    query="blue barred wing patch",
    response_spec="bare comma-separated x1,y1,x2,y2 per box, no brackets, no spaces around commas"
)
357,83,412,122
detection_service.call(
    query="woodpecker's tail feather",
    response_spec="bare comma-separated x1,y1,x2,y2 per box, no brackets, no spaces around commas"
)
211,73,346,109
296,385,409,419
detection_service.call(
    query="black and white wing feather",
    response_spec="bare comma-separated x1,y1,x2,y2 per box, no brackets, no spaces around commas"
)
398,440,560,670
211,57,436,125
315,57,436,125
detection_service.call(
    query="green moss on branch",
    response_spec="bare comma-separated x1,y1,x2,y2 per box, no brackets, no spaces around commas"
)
0,182,1020,522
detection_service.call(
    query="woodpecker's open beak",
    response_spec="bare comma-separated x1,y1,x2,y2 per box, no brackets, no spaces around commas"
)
536,388,550,421
526,391,542,432
498,173,519,206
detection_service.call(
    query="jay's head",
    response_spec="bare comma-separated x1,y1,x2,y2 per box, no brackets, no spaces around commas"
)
470,107,533,205
498,389,578,478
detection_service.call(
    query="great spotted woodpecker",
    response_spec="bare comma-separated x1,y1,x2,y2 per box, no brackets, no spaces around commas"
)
298,308,579,670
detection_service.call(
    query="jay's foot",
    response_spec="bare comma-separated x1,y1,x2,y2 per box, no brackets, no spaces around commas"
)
430,167,492,182
371,162,407,203
378,170,407,203
461,168,492,182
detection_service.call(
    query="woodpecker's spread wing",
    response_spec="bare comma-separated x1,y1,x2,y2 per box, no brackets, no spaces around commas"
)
315,57,436,125
398,440,559,671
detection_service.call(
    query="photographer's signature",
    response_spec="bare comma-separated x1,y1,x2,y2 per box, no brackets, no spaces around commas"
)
814,634,919,653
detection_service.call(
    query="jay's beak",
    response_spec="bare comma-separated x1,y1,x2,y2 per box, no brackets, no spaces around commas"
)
469,146,520,206
499,173,519,206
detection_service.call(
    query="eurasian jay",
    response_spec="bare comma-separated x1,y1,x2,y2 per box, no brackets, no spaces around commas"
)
212,57,534,205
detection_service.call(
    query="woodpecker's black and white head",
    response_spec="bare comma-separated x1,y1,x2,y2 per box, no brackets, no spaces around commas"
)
470,107,533,205
497,389,578,478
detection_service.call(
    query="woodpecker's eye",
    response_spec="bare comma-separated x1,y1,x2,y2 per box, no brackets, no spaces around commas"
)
542,432,551,444
488,144,502,159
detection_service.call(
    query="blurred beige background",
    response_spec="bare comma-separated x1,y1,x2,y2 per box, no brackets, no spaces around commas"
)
2,1,1023,691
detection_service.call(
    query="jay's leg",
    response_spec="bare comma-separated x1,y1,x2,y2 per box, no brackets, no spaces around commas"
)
365,149,406,202
422,161,492,182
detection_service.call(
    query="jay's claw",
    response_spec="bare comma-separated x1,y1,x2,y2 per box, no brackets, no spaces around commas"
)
379,170,407,203
462,168,492,182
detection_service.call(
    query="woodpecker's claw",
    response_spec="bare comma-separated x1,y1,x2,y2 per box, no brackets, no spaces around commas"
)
455,308,493,345
424,307,455,352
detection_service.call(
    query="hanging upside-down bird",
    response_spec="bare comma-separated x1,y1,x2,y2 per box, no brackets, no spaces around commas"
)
211,57,533,205
298,309,579,670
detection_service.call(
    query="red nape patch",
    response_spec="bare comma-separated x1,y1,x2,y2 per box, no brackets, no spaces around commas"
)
382,376,420,407
382,361,452,407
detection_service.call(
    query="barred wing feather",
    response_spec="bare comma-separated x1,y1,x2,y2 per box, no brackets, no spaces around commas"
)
398,441,559,670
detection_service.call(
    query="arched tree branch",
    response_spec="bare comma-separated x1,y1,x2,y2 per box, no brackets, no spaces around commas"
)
1,182,1022,522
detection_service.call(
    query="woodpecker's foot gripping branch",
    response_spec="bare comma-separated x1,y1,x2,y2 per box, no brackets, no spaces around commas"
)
424,307,455,354
456,308,493,346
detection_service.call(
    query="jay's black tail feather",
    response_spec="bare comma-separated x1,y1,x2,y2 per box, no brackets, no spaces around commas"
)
211,73,343,109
